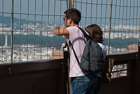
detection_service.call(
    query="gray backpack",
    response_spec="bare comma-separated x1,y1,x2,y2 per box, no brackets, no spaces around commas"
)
69,27,106,73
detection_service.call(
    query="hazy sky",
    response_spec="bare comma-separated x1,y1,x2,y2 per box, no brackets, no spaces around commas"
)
0,0,140,25
0,0,66,23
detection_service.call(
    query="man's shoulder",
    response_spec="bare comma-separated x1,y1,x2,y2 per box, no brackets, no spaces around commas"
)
66,26,78,29
66,26,79,34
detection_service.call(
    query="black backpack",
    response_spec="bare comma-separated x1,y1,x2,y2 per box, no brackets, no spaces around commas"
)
69,27,107,73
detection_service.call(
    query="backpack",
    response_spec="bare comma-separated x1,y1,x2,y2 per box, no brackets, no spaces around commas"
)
69,27,107,73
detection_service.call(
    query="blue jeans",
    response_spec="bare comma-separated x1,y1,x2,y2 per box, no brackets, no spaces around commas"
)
94,76,103,94
70,73,103,94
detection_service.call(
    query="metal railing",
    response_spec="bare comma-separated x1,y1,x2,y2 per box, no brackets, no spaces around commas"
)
0,0,140,64
0,1,139,94
0,0,68,64
74,0,140,54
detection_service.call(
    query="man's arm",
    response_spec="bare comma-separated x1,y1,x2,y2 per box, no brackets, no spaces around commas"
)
53,26,69,36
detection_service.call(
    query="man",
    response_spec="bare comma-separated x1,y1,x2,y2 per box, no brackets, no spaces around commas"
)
54,8,98,94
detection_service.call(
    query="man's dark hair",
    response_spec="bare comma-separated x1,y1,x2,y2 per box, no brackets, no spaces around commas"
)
85,24,104,43
64,8,81,24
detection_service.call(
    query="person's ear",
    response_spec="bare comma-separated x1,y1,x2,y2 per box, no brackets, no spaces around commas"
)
69,18,72,24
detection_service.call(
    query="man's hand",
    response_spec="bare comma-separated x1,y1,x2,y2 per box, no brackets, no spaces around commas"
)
53,26,69,36
53,26,60,35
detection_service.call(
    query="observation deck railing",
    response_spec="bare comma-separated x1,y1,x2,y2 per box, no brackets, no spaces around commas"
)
0,0,140,94
0,46,140,94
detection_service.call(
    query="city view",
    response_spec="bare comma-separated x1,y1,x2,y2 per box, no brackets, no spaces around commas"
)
0,1,140,93
0,16,139,63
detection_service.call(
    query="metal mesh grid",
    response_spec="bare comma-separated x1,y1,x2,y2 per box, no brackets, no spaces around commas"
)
74,0,140,54
0,0,140,64
0,0,67,64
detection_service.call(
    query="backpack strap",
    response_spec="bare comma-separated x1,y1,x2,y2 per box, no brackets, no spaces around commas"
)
69,27,97,67
69,27,89,66
78,27,91,40
69,41,81,66
69,27,92,66
78,27,98,43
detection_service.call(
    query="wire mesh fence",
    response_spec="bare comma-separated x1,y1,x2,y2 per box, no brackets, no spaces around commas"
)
74,0,140,54
0,0,67,64
0,0,140,64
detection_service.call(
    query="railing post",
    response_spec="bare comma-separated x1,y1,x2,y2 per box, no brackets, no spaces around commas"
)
139,8,140,41
69,0,74,9
63,50,70,94
10,0,14,73
129,42,140,94
137,42,140,94
108,0,112,55
66,0,68,10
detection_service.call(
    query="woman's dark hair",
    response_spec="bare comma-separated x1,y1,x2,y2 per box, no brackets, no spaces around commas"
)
64,8,81,24
85,24,104,43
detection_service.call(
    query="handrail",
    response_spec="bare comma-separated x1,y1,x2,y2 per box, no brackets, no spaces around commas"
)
0,58,65,76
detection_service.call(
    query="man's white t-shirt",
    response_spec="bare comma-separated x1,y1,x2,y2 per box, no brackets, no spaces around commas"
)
66,26,91,77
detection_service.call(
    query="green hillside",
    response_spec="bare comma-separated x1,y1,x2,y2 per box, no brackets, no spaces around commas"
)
0,34,66,48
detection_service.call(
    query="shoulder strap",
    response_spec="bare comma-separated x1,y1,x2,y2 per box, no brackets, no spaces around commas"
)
69,27,89,66
78,27,91,40
69,41,81,66
69,27,92,66
69,27,96,67
78,27,97,43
